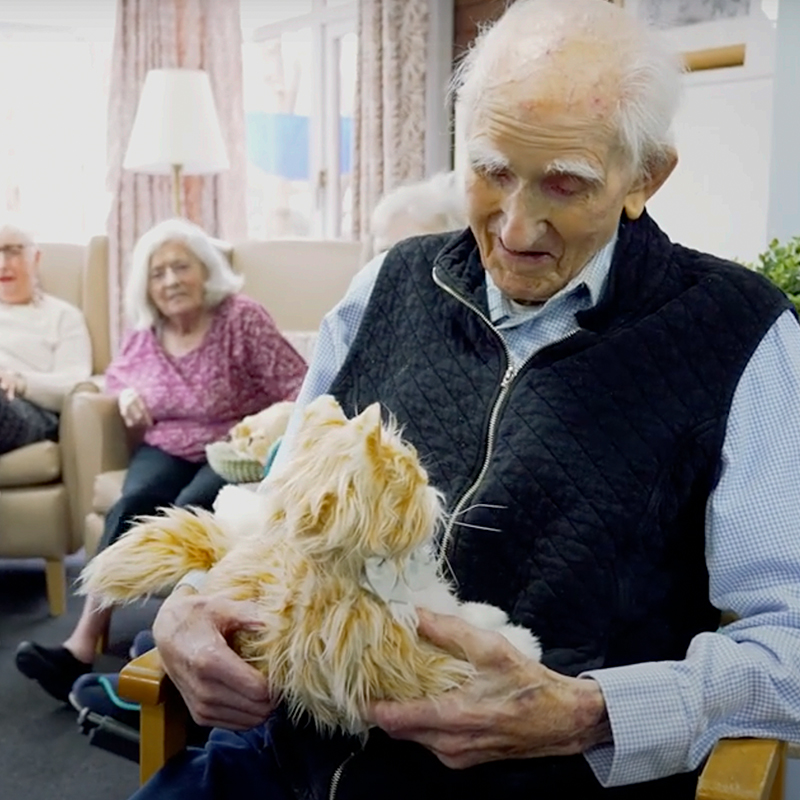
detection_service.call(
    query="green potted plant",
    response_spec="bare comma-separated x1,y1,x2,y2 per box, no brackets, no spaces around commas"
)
745,237,800,314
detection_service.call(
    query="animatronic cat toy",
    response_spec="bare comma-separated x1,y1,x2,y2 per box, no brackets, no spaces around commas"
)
80,395,541,735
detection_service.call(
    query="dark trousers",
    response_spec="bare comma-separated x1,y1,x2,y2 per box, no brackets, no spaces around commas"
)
99,444,227,552
0,395,59,455
129,726,293,800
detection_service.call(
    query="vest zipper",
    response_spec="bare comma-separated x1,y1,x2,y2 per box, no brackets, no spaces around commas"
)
432,267,517,568
328,751,357,800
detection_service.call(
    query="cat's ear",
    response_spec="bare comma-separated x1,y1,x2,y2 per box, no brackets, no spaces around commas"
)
357,403,383,450
356,402,382,428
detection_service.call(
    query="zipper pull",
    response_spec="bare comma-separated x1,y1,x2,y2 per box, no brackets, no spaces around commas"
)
500,365,516,388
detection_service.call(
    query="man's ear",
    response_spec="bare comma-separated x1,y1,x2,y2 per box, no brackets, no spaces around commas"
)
623,148,678,220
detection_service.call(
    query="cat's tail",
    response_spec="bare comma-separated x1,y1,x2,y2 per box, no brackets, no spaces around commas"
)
78,506,235,607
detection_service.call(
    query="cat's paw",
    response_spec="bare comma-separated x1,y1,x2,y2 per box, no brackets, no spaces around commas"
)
499,624,542,661
458,601,509,630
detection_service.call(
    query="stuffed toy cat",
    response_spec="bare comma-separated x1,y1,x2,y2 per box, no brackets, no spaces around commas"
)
79,394,541,735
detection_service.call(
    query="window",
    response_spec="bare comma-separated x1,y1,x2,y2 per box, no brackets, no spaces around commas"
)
0,12,113,243
241,0,357,240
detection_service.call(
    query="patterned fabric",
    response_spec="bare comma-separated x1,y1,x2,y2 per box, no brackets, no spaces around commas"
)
352,0,429,239
104,294,306,462
106,0,247,348
0,397,58,455
270,221,800,790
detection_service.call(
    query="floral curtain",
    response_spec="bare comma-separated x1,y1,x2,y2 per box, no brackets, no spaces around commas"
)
106,0,246,347
352,0,429,241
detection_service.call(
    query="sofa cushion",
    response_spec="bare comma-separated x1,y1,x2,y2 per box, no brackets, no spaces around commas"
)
0,441,61,488
92,469,126,515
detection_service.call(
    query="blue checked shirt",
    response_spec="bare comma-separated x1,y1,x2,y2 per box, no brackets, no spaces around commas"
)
268,235,800,787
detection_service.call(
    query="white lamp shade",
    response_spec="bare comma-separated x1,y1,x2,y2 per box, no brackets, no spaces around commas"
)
123,68,230,175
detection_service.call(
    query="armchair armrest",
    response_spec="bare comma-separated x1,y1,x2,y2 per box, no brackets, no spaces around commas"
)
120,651,790,796
119,649,189,786
61,389,132,542
697,738,786,800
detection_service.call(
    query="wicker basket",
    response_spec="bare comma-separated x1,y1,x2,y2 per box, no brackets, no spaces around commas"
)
205,441,265,484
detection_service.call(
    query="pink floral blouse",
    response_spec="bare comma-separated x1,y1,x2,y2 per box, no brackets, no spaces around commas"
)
105,295,307,462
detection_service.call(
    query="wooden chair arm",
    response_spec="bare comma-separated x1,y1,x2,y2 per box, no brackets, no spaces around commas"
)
696,738,786,800
120,650,789,797
119,649,190,786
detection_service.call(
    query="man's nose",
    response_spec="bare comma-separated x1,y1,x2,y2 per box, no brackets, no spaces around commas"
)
500,191,548,252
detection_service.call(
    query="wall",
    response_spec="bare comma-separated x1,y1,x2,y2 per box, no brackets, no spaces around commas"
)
645,9,777,263
453,0,507,60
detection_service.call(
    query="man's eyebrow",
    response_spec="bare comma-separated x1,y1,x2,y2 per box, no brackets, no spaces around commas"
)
467,142,511,172
544,159,604,185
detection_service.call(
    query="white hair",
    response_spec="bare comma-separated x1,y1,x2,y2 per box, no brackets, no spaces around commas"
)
124,218,243,330
452,0,683,178
0,215,38,247
370,171,468,253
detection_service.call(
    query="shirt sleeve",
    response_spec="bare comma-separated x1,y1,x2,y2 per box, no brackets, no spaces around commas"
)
238,300,309,405
582,309,800,786
264,251,387,479
103,331,143,397
21,303,93,411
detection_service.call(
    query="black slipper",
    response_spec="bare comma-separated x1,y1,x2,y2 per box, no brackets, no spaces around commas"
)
14,641,93,703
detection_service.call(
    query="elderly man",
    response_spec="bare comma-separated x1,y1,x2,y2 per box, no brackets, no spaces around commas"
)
131,1,800,798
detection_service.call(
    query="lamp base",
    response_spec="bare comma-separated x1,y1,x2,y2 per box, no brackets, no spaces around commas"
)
171,163,183,217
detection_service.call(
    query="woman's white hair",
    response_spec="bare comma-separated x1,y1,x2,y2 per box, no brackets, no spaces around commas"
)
452,0,683,179
370,171,468,254
124,218,243,330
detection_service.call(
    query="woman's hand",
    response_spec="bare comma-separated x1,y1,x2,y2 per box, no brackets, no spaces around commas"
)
152,587,277,730
365,610,611,769
0,370,26,400
118,387,153,429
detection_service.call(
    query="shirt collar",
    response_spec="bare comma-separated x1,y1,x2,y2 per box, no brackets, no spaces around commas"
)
486,231,618,325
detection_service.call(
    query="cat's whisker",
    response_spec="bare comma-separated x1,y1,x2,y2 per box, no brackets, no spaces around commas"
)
449,520,502,533
450,502,507,517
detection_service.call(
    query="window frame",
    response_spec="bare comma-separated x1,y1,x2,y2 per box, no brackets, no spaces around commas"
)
246,0,357,239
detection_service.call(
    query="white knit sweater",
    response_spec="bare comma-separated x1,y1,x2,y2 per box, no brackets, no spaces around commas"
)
0,294,92,411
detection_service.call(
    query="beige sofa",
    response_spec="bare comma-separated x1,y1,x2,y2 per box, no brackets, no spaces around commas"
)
72,238,364,559
0,238,111,615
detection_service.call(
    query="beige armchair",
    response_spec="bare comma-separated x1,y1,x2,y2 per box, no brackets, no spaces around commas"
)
75,238,364,559
0,237,111,615
120,649,789,797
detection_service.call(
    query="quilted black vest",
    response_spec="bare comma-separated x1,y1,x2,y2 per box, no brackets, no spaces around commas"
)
272,212,791,800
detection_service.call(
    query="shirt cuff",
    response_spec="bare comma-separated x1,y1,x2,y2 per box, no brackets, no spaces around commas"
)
581,662,694,787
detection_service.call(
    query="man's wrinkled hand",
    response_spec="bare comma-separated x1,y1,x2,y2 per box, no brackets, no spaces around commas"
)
152,588,277,730
365,609,610,769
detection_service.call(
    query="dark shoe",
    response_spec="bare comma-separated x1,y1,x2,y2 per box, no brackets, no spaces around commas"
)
69,672,140,729
15,641,92,703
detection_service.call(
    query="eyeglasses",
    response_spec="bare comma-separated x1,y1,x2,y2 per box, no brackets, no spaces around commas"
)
0,244,29,260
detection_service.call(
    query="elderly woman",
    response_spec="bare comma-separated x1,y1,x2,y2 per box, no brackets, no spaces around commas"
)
127,2,800,799
0,222,92,454
16,217,307,703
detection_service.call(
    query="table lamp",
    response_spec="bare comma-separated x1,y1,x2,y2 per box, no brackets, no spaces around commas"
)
123,68,230,216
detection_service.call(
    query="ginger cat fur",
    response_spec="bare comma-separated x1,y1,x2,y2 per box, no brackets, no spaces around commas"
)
80,394,540,735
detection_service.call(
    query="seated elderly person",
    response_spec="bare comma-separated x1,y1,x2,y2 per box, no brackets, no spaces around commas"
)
0,221,92,455
127,2,800,799
16,217,307,704
370,170,467,255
